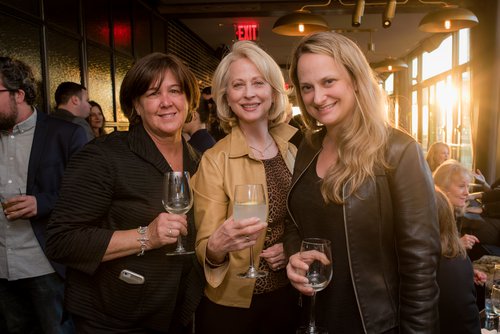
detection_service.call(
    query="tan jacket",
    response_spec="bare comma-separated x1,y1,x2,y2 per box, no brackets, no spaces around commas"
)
192,123,297,308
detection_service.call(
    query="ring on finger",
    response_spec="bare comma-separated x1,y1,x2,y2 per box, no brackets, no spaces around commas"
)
245,235,250,242
168,229,172,236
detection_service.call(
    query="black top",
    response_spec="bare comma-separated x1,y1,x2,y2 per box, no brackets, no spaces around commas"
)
187,128,216,153
289,155,364,333
437,256,480,334
46,124,204,332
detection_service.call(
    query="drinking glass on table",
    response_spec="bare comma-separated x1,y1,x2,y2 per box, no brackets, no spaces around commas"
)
490,264,500,317
297,238,333,334
233,184,268,279
162,171,194,256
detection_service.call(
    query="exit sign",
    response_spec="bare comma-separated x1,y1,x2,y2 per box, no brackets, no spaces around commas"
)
235,24,258,41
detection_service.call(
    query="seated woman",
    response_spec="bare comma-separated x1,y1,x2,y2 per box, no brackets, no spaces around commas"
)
426,141,450,172
435,187,482,334
434,159,500,248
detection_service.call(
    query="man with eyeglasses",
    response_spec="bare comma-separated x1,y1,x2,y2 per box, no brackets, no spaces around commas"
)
0,56,87,333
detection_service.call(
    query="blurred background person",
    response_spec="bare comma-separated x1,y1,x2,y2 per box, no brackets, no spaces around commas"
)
284,31,440,333
87,100,106,137
0,56,87,334
192,40,299,334
182,97,215,153
202,86,226,141
52,81,94,142
434,159,500,254
434,187,482,334
426,141,450,172
45,53,204,334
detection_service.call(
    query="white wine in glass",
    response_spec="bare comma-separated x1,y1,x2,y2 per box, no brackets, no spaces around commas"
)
233,184,268,279
297,238,333,334
162,171,194,256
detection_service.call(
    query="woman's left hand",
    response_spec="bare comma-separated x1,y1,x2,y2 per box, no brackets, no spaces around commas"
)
460,234,479,250
260,243,287,271
147,212,188,248
473,269,487,285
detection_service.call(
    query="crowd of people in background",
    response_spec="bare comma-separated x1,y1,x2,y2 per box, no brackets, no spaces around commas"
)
1,31,498,334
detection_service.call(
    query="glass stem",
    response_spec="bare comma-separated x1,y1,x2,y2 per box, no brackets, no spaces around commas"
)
308,292,317,331
176,237,184,251
249,245,255,269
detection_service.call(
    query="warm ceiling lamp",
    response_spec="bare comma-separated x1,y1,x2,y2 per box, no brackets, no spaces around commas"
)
382,0,397,28
272,0,331,36
372,58,408,73
418,6,478,32
352,0,365,27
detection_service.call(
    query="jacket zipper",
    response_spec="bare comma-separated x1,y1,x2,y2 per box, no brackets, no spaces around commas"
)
343,184,368,334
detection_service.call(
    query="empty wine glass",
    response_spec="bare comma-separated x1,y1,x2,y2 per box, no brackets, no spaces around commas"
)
162,171,194,256
233,184,268,279
297,238,333,334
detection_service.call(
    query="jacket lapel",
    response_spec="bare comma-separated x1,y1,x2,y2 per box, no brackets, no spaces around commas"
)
26,111,48,194
128,124,200,175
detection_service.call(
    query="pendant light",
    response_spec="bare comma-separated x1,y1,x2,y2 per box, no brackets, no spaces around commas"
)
272,0,331,36
372,57,408,73
419,6,478,32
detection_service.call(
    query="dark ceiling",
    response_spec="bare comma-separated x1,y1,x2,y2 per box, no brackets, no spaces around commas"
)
153,0,466,66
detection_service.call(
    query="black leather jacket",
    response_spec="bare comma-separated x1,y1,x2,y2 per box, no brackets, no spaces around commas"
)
284,128,440,334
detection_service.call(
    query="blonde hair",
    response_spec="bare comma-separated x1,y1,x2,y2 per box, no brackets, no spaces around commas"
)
211,40,289,133
435,187,466,258
433,159,472,216
426,141,450,171
289,31,389,204
433,159,472,191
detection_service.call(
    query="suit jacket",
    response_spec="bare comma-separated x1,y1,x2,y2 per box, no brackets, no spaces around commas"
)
45,124,204,331
28,110,87,277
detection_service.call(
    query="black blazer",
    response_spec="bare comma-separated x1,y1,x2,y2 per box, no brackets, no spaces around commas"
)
28,110,87,277
45,124,204,332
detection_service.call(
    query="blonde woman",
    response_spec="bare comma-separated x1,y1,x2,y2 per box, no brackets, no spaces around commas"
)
426,141,450,171
434,187,482,333
192,41,299,333
284,32,440,333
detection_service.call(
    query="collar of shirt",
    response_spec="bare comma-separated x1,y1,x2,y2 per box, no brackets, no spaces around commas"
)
11,108,37,135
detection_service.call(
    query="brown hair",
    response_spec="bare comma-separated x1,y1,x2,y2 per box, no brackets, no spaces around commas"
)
120,53,200,125
435,186,466,258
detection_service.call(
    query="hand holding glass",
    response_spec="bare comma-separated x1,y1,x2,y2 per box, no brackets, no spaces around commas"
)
297,238,333,334
233,184,268,279
162,171,194,256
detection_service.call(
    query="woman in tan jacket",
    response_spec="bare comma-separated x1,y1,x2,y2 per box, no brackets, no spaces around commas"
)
192,41,299,333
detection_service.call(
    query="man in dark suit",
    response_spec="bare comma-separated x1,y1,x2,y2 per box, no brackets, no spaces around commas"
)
0,56,87,333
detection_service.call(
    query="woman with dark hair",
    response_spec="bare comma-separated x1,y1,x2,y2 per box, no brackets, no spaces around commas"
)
46,53,204,333
87,100,106,137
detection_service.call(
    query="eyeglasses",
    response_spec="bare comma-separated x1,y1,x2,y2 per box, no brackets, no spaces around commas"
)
0,89,15,93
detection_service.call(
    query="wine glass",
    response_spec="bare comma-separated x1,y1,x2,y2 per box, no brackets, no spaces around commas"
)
233,184,268,279
162,171,194,256
297,238,333,334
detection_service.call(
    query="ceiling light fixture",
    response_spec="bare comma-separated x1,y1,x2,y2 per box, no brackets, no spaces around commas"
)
418,5,478,32
272,0,331,36
352,0,365,27
382,0,397,28
372,57,408,73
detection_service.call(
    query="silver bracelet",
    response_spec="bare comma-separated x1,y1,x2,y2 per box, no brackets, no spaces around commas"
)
137,226,149,256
